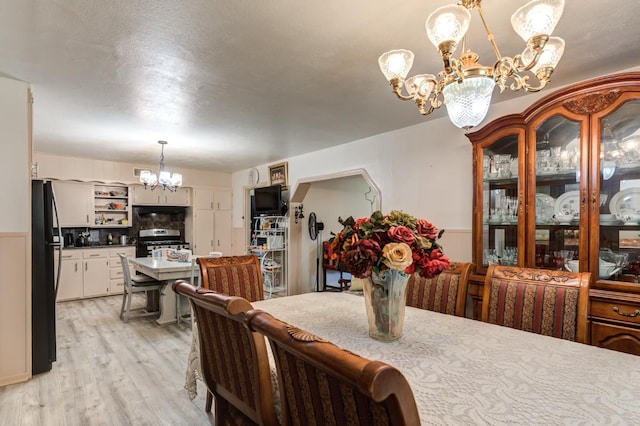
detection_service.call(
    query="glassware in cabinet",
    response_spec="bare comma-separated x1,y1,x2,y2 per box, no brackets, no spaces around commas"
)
596,100,640,282
531,115,583,271
477,133,521,270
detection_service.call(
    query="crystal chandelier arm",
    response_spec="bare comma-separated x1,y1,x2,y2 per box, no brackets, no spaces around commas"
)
388,78,415,101
474,2,502,61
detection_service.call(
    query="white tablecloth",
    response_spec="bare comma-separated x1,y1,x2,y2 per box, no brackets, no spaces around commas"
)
251,292,640,425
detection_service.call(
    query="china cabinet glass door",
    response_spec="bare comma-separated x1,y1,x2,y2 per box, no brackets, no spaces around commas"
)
479,133,521,270
596,99,640,282
532,115,583,272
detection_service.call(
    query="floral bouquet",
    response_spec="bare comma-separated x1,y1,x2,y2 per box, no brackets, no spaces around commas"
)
329,210,450,279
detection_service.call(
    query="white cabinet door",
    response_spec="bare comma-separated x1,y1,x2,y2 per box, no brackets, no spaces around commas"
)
55,251,83,301
163,187,190,206
193,188,215,210
52,181,93,227
193,209,215,255
132,185,190,206
214,210,233,255
132,185,161,205
82,257,110,297
214,191,232,211
108,247,136,295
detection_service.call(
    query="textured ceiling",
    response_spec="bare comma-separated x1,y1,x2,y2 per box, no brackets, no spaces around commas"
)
1,0,639,172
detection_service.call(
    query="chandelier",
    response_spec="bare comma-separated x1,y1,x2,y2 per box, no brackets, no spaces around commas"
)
378,0,565,130
139,140,183,192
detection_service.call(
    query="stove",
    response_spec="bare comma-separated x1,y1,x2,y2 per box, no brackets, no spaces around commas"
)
137,229,190,257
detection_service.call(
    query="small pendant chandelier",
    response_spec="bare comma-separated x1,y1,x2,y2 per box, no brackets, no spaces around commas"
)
139,140,183,192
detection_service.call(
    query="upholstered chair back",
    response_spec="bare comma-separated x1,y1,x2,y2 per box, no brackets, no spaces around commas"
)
482,265,590,343
406,261,472,317
172,281,277,425
246,310,421,426
197,255,264,302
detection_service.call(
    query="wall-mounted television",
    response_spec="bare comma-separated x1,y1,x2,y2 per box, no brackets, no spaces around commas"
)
253,185,282,216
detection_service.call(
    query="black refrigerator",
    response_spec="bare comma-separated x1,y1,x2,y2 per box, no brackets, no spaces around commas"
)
31,180,62,374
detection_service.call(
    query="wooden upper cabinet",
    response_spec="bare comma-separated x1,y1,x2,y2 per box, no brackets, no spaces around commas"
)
467,72,640,285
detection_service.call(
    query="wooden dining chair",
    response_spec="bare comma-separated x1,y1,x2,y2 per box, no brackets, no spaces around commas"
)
118,254,164,322
482,265,590,343
197,255,264,303
246,309,421,426
172,281,278,425
405,261,472,317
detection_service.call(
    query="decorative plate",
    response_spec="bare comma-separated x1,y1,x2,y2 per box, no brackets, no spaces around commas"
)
609,187,640,215
535,193,555,223
554,191,581,216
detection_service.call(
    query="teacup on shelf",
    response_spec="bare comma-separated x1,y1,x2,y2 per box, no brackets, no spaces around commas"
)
616,212,640,225
554,213,574,224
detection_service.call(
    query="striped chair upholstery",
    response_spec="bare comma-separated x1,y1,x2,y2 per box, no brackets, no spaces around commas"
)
246,310,421,426
197,255,264,302
405,261,472,317
172,281,278,425
482,265,590,343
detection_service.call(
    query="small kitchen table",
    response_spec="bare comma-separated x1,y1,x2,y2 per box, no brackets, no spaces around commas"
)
128,257,196,325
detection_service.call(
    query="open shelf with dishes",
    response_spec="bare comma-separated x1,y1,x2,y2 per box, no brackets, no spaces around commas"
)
93,184,131,227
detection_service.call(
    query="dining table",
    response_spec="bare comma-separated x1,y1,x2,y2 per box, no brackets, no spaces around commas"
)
248,291,640,425
128,257,197,325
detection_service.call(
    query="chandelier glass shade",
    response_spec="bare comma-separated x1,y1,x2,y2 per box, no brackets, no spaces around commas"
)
139,140,183,192
442,75,496,129
378,0,565,130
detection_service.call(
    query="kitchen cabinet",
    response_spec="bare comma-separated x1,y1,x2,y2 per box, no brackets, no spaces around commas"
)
52,181,93,227
131,185,190,206
215,211,233,254
81,249,110,297
192,209,214,255
214,191,232,210
55,249,83,301
108,246,136,295
193,188,232,210
191,188,233,255
191,210,232,255
467,72,640,355
55,248,112,300
93,184,131,227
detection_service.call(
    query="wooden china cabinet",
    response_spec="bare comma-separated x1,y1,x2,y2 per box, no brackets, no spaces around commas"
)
467,72,640,355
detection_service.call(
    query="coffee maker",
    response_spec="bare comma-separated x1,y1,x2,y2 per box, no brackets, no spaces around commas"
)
64,233,75,247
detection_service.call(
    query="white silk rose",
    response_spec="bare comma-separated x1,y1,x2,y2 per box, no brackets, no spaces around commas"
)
381,242,413,271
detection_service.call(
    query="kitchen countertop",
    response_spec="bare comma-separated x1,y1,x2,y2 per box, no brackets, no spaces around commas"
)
61,244,136,250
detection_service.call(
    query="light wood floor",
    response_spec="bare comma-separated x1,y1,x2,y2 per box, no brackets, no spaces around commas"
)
0,295,213,425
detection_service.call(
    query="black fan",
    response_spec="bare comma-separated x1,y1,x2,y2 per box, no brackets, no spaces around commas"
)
308,212,324,240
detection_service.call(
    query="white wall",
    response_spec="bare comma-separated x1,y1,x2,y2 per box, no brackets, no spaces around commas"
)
0,79,29,233
0,77,31,385
232,66,640,293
